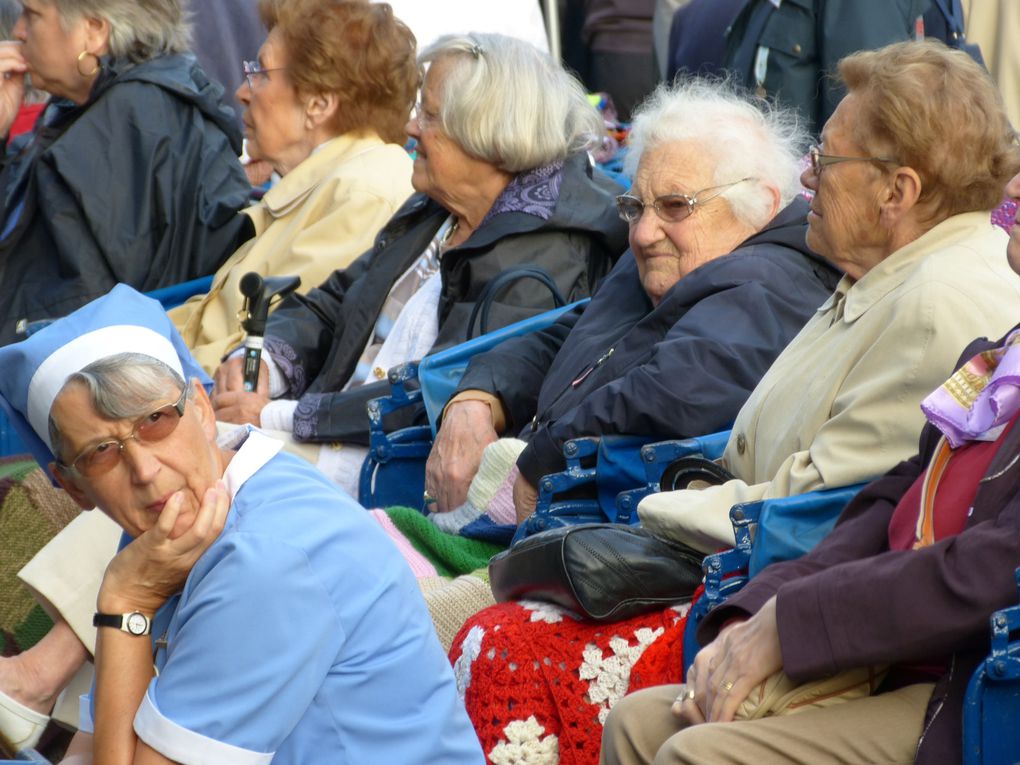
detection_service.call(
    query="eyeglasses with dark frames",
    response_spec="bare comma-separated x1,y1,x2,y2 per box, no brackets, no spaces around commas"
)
242,60,286,90
615,178,756,225
59,387,189,478
808,145,898,175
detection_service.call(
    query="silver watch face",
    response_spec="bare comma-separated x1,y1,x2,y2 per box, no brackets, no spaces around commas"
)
125,612,149,636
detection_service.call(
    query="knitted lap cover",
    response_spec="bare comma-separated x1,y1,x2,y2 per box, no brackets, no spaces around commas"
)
0,458,80,656
449,598,693,765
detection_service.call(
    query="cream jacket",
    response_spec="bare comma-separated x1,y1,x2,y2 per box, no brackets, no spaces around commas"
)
170,133,413,373
639,212,1020,553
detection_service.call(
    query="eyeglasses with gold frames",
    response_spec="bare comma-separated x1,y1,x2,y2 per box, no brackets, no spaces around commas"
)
615,178,756,225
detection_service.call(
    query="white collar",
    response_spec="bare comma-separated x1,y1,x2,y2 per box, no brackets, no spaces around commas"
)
217,425,284,501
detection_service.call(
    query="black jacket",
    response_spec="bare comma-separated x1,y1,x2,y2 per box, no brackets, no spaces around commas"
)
455,197,842,483
700,328,1020,764
264,152,628,443
0,53,253,344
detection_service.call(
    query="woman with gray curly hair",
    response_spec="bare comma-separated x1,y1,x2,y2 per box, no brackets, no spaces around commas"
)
0,0,251,345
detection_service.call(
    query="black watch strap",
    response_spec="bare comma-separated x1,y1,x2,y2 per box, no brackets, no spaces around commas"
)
93,610,152,636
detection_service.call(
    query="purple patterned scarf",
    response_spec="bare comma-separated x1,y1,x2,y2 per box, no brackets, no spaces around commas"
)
921,328,1020,448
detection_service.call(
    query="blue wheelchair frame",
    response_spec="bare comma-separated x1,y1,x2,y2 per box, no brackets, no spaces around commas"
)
963,567,1020,765
357,299,587,509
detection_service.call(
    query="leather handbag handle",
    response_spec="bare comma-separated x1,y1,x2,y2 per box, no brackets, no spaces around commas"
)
467,265,567,338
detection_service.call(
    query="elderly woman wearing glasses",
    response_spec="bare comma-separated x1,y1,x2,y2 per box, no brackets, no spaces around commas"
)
0,287,485,764
424,77,840,525
168,0,417,373
0,0,252,345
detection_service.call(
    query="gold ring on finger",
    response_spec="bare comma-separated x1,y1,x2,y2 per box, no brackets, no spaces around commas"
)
721,680,734,693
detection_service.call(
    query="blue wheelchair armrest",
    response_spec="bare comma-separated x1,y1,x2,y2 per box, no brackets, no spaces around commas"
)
357,363,427,508
145,274,215,311
963,567,1020,765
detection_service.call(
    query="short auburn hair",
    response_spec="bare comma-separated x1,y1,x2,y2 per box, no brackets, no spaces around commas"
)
258,0,418,145
839,40,1020,222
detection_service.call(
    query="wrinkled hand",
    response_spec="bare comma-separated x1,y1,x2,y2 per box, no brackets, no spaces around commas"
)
213,355,268,395
512,472,538,525
425,400,497,513
679,597,783,724
99,483,230,615
212,389,269,425
212,356,270,425
0,42,26,138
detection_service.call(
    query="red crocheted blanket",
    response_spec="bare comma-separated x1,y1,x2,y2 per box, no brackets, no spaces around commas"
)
450,597,696,765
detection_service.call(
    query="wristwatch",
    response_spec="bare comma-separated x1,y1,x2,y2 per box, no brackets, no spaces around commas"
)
93,611,152,636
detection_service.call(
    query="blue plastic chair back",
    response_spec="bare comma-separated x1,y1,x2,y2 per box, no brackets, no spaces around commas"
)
0,409,26,456
747,483,862,577
963,567,1020,765
418,299,587,435
515,431,732,546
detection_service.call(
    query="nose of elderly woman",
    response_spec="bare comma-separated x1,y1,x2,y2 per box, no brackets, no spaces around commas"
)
629,206,665,251
800,161,818,194
1007,171,1020,202
405,111,421,143
234,78,252,108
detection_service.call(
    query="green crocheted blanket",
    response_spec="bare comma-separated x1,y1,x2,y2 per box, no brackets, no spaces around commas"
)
385,505,503,579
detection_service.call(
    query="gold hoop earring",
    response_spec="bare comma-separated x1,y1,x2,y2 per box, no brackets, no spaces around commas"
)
76,50,100,77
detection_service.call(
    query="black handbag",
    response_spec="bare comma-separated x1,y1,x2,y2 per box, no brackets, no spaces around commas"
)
489,523,705,622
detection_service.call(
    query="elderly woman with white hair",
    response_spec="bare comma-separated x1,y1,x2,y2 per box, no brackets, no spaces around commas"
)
434,75,845,760
0,0,252,345
425,77,841,526
210,31,627,489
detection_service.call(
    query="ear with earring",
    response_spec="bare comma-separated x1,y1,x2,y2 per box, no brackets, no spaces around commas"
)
77,50,101,77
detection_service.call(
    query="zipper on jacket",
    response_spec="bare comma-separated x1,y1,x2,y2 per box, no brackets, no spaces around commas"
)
530,346,617,433
571,347,615,388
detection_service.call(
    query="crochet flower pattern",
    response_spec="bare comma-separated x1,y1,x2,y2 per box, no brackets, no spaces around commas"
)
579,627,664,724
453,625,486,699
488,716,559,765
520,599,565,624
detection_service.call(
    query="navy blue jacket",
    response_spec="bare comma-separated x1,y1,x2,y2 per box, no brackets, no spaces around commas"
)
455,197,842,483
0,53,252,343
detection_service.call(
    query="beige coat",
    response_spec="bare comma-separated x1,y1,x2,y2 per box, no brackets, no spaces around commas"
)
169,133,413,373
640,212,1020,553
